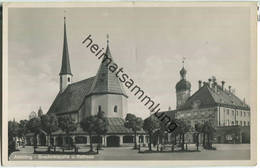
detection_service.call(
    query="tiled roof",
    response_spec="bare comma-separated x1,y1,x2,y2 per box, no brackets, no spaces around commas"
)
88,43,127,97
179,84,250,110
47,77,95,115
107,118,145,134
50,117,145,136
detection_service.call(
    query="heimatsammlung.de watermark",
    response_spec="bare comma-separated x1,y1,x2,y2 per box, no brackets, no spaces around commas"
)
82,34,177,133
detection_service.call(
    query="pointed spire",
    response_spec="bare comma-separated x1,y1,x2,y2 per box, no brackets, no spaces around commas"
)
105,34,111,56
59,15,72,76
107,34,109,44
89,35,127,97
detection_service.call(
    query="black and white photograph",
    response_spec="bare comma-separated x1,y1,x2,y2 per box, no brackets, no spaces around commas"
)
2,2,257,166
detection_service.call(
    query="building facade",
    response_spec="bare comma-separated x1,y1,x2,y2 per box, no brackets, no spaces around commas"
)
174,67,250,143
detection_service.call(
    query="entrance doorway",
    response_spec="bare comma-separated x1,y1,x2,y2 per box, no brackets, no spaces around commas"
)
107,136,120,147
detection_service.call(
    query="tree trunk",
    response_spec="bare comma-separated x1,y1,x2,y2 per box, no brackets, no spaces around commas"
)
207,133,210,148
97,135,101,150
100,135,103,150
134,131,137,149
203,133,205,147
23,135,26,147
148,133,152,151
157,135,159,151
34,134,37,147
182,134,185,151
196,134,199,151
90,134,93,152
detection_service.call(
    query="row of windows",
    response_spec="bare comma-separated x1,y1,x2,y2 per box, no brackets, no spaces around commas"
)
222,120,250,126
224,109,249,117
98,105,118,113
176,110,213,118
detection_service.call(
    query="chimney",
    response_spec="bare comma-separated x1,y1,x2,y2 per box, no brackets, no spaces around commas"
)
208,78,212,87
212,76,216,83
221,81,225,90
198,80,202,89
228,86,231,92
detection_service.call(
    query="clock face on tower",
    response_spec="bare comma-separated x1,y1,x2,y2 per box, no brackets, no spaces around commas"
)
192,99,201,109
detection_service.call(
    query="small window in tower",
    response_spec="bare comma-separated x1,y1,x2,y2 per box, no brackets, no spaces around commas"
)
114,106,118,113
98,105,101,112
68,77,70,82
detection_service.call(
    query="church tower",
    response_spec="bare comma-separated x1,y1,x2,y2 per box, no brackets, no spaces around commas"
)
59,16,72,93
175,60,191,109
85,35,128,118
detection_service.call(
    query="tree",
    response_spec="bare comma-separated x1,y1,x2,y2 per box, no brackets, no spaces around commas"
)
174,119,190,151
143,115,160,151
95,111,108,149
125,113,144,149
8,120,19,155
194,123,203,150
80,116,97,152
41,114,59,147
8,120,19,140
158,118,170,151
58,115,77,147
26,117,41,146
202,121,216,149
17,120,28,146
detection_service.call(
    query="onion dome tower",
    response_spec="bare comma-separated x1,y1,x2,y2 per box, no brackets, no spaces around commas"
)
175,59,191,109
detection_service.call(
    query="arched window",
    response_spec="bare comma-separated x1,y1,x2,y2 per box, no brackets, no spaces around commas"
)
114,106,118,113
68,77,70,82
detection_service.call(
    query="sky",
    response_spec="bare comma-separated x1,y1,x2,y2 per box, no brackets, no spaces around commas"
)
8,6,252,121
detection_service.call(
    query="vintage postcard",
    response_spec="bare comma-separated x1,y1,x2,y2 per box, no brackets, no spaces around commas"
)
2,2,257,166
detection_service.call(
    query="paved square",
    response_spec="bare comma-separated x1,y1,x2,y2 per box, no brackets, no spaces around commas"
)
9,144,250,160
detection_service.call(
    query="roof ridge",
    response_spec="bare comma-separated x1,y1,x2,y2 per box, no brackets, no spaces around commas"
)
69,76,95,86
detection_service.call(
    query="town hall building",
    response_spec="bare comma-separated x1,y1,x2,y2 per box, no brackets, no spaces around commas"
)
173,65,251,144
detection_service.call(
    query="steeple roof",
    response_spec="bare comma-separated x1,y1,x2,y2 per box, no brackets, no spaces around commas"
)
89,36,127,97
59,16,72,75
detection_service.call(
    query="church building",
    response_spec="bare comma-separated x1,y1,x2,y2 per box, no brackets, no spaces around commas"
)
25,17,145,147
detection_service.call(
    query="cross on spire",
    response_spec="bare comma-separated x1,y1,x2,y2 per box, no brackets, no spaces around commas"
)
182,57,186,67
107,34,109,44
64,10,66,21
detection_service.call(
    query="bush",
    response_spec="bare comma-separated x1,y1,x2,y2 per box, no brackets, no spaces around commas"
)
8,140,16,157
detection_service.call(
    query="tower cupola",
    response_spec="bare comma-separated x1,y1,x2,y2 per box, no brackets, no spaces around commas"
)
175,58,191,109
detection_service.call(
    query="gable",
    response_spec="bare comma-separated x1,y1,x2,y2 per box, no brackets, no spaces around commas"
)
179,84,250,111
178,85,216,110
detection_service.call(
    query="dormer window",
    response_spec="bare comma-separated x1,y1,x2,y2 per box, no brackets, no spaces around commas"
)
68,77,70,82
114,106,118,113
